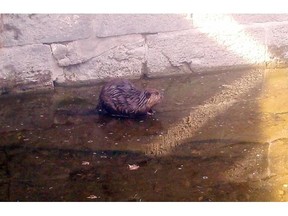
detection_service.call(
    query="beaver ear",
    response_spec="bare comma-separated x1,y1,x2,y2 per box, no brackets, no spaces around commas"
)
145,91,151,98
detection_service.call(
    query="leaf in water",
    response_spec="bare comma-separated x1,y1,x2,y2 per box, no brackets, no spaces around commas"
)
87,195,98,199
82,161,90,166
128,164,139,170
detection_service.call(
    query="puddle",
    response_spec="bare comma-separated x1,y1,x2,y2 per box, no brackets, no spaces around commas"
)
1,68,288,201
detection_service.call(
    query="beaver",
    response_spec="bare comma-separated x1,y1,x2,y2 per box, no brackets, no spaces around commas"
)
97,79,162,118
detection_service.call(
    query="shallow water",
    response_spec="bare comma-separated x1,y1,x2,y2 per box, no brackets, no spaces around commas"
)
1,68,288,201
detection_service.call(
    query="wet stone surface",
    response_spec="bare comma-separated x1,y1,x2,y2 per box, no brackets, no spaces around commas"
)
0,68,288,201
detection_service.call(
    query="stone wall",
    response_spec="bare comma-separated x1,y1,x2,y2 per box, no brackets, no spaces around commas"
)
1,14,288,94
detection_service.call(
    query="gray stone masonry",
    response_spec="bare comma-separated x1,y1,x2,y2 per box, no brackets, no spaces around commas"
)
1,14,288,93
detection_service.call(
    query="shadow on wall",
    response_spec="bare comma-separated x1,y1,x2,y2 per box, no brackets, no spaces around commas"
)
146,14,270,155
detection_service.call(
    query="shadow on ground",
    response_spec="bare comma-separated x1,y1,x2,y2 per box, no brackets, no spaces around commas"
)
0,68,288,201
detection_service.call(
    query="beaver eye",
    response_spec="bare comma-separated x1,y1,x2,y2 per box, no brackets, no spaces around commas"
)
145,92,151,98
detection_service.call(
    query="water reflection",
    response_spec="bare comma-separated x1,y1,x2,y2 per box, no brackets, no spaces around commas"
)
146,68,264,156
0,69,288,201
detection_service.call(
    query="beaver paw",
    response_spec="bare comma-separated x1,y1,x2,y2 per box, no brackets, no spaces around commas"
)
147,109,155,115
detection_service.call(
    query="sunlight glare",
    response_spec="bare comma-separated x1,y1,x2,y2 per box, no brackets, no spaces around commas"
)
193,14,270,64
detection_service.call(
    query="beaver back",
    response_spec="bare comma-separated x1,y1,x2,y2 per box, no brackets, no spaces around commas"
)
98,79,161,117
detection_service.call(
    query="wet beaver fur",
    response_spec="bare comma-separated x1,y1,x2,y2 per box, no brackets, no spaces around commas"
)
97,79,162,118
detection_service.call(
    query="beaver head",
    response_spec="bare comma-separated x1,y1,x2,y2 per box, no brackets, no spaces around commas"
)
143,88,162,110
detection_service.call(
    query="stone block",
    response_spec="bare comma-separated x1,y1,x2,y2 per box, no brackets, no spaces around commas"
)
57,37,146,83
267,22,288,47
191,14,288,27
227,14,288,24
266,22,288,66
51,34,144,67
269,139,288,175
146,25,266,76
0,44,62,92
0,14,93,47
93,14,193,37
264,69,288,94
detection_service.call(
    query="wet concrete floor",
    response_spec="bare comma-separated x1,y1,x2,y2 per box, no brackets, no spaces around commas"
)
0,68,288,201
